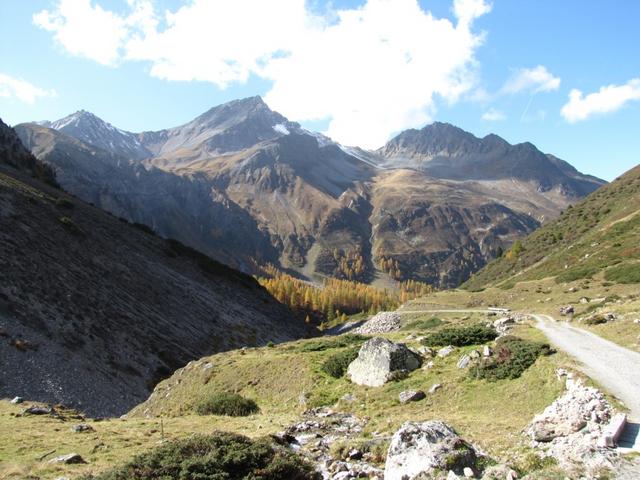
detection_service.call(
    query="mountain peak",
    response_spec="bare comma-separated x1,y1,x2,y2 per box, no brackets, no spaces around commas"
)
50,110,151,161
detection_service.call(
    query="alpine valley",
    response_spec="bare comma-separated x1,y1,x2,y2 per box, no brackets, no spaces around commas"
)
15,97,604,288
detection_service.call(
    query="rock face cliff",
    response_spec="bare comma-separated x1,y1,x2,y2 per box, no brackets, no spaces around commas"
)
0,118,312,416
16,97,604,287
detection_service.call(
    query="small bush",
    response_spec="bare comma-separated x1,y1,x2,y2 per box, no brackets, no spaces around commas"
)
195,392,259,417
422,324,498,347
604,263,640,284
82,432,319,480
321,347,360,378
555,266,598,284
470,336,552,381
401,317,444,331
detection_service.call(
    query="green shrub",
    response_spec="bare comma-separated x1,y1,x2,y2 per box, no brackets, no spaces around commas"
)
421,324,498,347
297,334,366,352
470,336,552,381
82,432,319,480
321,347,360,378
195,392,259,416
604,263,640,284
583,315,607,326
401,317,444,331
555,266,598,283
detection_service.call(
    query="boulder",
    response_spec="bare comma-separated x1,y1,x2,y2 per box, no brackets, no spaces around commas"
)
480,464,518,479
48,453,86,464
418,346,435,357
428,383,442,394
21,405,52,416
437,345,455,357
457,355,471,369
347,337,421,387
384,421,482,480
559,305,574,316
399,390,426,404
71,423,95,433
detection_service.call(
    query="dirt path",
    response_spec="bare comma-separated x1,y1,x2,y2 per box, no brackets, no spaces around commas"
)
531,314,640,422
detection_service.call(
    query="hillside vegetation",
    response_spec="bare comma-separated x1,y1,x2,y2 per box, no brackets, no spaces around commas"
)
0,311,578,479
464,165,640,290
257,264,433,324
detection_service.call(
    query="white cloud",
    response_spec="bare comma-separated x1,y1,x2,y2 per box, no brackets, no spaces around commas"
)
0,73,56,104
502,65,560,95
34,0,491,148
33,0,153,66
561,78,640,122
481,108,505,121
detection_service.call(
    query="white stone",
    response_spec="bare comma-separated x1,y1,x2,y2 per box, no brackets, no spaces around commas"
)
347,337,421,387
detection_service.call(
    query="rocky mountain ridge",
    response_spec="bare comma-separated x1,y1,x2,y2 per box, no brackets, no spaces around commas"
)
0,118,313,416
16,97,605,287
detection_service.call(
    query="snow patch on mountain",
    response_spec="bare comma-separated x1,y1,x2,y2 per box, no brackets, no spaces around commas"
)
273,123,290,135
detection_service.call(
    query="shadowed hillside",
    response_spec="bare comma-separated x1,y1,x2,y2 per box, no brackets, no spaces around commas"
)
0,119,313,416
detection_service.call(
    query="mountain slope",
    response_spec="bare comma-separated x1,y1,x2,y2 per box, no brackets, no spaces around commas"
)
464,164,640,290
0,120,312,416
17,98,604,288
0,118,57,186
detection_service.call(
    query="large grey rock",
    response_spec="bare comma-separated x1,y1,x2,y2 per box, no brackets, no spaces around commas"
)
437,345,455,357
399,390,426,404
48,453,86,464
384,421,481,480
457,354,471,369
347,337,421,387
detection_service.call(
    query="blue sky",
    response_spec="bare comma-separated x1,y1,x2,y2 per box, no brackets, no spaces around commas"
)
1,0,639,181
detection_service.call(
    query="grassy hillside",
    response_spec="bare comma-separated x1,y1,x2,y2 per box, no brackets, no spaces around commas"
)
1,312,577,479
464,165,640,291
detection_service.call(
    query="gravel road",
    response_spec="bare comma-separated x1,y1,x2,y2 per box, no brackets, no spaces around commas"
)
532,314,640,422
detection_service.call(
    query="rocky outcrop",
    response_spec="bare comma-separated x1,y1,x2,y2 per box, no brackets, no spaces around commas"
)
384,421,484,480
525,374,619,477
280,407,383,479
353,311,401,334
347,337,422,387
